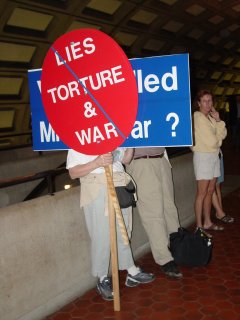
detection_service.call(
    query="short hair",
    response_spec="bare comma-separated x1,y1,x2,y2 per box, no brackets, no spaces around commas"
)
193,89,214,111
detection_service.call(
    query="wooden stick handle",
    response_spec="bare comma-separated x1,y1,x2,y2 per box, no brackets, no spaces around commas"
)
105,165,120,311
104,166,129,245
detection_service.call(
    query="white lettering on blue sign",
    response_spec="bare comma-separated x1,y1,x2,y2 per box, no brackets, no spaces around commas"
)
133,66,178,93
40,121,60,142
130,120,151,139
37,80,41,93
28,54,192,150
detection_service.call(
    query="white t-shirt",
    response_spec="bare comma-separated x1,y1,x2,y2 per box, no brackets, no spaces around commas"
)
66,148,126,174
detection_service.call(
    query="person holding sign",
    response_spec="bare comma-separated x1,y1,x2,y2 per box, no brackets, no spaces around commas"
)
192,90,227,237
66,147,155,301
126,147,183,279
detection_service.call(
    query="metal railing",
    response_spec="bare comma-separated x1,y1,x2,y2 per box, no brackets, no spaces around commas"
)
0,166,67,200
0,147,190,203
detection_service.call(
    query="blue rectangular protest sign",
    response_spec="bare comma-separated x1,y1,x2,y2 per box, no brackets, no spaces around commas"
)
28,69,68,150
28,54,192,151
122,54,192,147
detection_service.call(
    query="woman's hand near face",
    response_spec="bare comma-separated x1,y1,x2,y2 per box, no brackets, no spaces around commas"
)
210,107,220,122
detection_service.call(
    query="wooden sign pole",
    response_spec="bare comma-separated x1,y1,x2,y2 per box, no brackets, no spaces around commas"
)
105,165,120,311
105,165,130,311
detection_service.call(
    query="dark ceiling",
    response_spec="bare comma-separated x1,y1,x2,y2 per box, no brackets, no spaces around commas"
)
0,0,240,150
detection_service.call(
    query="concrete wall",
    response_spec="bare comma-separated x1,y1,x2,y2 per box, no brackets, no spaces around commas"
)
0,152,196,320
171,152,196,227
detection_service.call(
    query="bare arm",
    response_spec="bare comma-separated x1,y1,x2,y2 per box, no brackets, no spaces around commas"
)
122,148,134,165
68,153,113,179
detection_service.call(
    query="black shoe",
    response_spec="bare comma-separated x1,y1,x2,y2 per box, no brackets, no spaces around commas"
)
96,277,113,301
125,267,155,287
161,261,183,279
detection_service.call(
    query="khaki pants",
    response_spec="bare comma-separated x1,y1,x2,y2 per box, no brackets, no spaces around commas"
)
84,187,134,278
127,157,180,266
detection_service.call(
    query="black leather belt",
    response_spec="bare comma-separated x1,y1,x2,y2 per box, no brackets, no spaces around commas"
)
134,154,164,160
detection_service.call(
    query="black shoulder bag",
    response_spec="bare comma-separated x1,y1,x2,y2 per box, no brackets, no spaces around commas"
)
115,180,137,208
169,227,212,267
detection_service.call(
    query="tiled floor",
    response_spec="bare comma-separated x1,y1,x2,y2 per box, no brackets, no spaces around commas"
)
46,138,240,320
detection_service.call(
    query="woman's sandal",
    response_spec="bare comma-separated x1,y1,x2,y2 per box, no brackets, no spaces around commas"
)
216,215,234,224
204,223,224,231
197,227,213,239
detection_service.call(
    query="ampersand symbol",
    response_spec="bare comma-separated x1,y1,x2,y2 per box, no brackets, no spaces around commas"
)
84,102,97,118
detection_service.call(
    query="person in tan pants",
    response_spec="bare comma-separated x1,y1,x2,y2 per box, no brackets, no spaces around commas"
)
126,147,183,279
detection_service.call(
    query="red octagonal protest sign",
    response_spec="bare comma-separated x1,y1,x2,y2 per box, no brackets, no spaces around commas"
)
41,29,138,155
